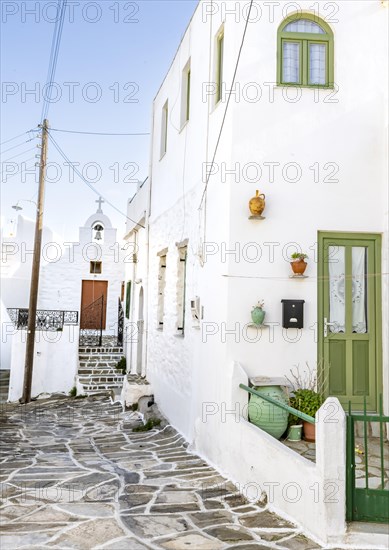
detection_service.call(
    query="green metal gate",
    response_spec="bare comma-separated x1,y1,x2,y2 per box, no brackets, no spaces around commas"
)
346,396,389,523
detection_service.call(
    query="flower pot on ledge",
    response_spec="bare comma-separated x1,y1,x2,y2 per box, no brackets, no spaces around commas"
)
251,307,266,326
290,259,308,276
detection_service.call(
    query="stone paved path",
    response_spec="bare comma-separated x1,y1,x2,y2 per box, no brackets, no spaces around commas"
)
0,395,322,550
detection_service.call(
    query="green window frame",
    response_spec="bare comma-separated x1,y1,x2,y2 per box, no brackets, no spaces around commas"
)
216,30,224,103
277,13,334,88
125,281,131,319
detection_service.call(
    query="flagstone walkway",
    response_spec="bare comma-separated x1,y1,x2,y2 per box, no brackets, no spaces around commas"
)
0,395,322,550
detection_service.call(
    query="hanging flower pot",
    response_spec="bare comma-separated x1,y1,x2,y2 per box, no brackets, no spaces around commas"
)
290,253,308,275
251,300,266,326
249,190,266,216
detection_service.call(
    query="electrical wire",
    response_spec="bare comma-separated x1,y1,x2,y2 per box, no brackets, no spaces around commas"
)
47,132,145,229
50,128,150,136
198,0,254,209
0,157,37,181
1,138,35,155
1,147,37,163
41,0,67,121
0,131,32,147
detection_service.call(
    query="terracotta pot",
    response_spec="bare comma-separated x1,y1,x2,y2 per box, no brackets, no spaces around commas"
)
303,420,316,442
290,259,307,275
249,190,266,216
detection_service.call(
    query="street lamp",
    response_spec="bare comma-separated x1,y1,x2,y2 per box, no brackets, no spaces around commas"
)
12,199,37,211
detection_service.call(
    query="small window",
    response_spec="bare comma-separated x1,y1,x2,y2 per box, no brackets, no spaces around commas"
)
278,15,333,87
160,100,168,157
216,29,224,103
90,261,102,274
125,281,131,319
176,245,188,333
181,60,191,127
157,254,167,328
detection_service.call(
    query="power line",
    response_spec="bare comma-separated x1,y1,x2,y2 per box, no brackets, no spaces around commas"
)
41,0,67,121
1,147,37,163
198,0,254,209
47,132,145,229
0,131,31,147
50,128,150,136
1,138,35,155
0,158,36,181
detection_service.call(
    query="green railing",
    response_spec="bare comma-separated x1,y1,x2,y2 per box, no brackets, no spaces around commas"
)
239,383,315,424
346,394,389,523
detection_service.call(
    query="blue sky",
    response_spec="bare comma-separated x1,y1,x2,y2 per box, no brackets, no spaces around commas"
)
1,0,198,240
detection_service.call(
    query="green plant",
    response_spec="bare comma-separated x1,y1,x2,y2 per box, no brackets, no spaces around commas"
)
290,389,323,419
129,403,138,412
69,386,77,397
133,418,161,432
116,356,126,375
291,252,308,260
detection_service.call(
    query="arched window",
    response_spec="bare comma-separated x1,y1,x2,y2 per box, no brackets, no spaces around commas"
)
277,14,334,87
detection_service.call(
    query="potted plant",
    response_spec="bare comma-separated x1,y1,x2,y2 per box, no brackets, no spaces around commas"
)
285,363,325,443
290,252,308,276
251,300,266,326
289,389,323,442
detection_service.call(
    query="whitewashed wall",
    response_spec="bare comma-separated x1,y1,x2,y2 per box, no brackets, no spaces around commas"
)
8,326,79,401
128,0,388,543
0,215,56,370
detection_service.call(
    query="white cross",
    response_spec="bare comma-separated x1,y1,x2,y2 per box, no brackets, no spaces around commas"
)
96,196,104,213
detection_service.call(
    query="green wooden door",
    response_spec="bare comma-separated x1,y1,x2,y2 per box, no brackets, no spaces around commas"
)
318,232,382,412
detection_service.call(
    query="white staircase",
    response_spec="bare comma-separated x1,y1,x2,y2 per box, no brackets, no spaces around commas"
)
76,346,125,396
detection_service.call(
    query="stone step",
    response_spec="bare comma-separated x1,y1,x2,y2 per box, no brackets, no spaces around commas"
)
78,368,121,374
78,347,123,354
78,353,123,363
78,376,124,384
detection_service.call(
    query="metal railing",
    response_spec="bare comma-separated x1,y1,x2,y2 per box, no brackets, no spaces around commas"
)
7,308,78,331
239,383,315,424
79,295,104,346
346,395,389,523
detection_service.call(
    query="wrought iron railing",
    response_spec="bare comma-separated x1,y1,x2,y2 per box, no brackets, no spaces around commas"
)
79,295,104,346
7,308,78,331
117,298,124,347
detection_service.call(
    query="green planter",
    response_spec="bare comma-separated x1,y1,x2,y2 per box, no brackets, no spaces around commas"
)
251,307,266,325
287,424,302,441
248,385,289,439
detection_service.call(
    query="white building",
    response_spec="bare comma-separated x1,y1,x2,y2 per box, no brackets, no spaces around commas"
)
124,1,388,546
2,200,125,400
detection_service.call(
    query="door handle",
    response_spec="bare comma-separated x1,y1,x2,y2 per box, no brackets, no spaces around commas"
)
324,317,335,337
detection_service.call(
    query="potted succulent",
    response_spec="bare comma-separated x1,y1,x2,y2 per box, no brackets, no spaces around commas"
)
290,252,308,276
289,388,323,442
251,300,266,326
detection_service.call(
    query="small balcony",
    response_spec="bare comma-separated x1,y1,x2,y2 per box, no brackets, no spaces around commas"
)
7,308,79,331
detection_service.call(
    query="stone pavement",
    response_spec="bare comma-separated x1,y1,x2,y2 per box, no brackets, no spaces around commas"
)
0,395,322,550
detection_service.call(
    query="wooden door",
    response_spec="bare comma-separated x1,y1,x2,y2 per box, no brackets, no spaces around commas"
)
318,232,382,412
80,280,108,329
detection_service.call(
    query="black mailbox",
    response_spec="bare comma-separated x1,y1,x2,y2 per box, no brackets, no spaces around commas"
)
281,299,305,329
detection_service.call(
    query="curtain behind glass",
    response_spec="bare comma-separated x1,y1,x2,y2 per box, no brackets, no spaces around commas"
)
283,42,300,83
309,43,326,85
329,246,345,333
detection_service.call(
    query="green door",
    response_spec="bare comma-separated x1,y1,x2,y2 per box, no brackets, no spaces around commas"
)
318,232,382,412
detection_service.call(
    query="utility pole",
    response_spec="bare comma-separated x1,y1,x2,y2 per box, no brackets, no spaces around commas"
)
21,119,49,404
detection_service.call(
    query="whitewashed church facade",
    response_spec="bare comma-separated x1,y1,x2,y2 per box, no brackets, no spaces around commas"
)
2,200,124,400
123,1,388,546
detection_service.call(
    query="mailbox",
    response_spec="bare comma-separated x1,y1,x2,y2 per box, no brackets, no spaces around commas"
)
281,299,305,329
